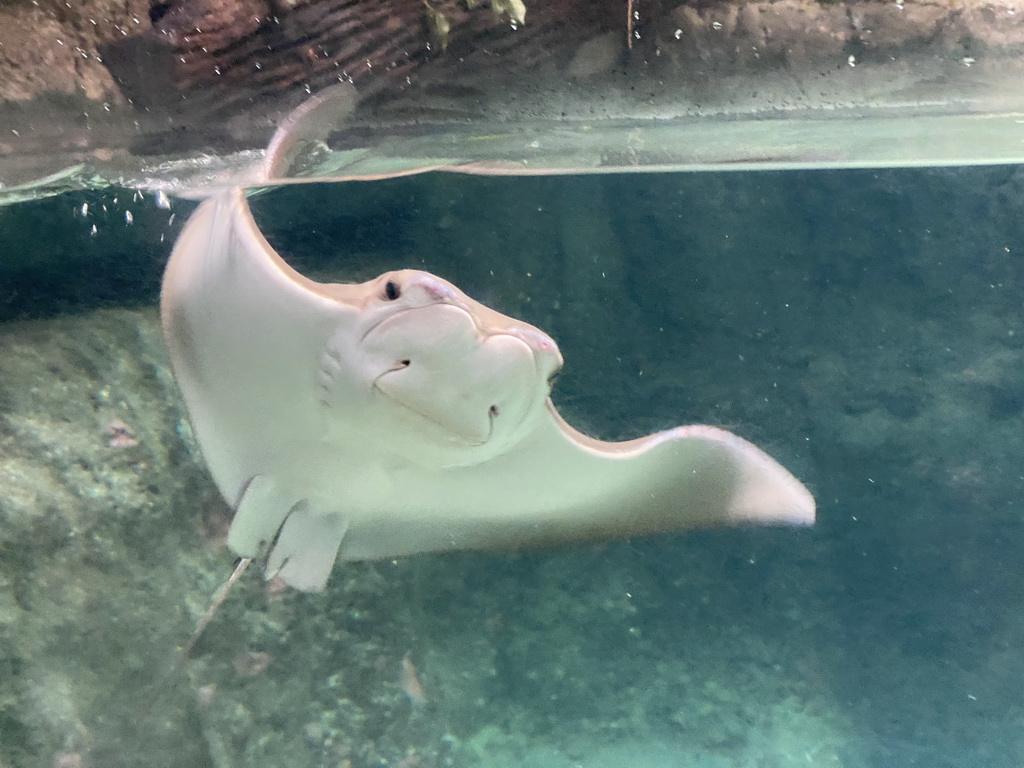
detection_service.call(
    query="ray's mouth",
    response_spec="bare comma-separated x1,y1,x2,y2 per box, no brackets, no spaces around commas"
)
372,361,498,447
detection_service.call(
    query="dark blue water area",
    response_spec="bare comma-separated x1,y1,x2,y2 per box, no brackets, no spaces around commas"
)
2,167,1023,767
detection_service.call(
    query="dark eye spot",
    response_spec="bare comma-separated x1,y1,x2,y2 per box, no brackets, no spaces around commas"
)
489,405,499,418
384,280,400,301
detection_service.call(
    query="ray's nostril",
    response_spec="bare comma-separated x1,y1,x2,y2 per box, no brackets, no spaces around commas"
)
400,360,410,367
489,405,500,417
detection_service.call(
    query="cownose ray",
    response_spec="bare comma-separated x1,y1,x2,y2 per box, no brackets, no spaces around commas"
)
161,187,815,595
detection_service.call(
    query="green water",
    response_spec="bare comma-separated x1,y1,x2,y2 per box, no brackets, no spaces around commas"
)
0,169,1022,768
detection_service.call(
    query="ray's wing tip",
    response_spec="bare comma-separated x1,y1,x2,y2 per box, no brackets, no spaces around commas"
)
772,482,816,527
730,451,816,528
729,479,816,528
675,423,816,528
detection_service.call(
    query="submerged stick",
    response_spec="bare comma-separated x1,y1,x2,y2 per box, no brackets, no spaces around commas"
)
180,557,252,658
143,557,253,715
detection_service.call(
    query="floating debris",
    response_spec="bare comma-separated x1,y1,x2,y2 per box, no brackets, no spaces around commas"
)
400,654,427,705
106,417,139,448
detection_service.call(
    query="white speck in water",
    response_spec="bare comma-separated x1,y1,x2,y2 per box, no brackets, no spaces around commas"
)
156,190,171,210
124,210,133,225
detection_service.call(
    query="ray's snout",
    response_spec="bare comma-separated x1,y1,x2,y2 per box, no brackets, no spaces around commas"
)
504,325,563,382
416,275,455,303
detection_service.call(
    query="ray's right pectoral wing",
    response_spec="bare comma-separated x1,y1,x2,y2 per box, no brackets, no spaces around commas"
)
160,189,354,554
